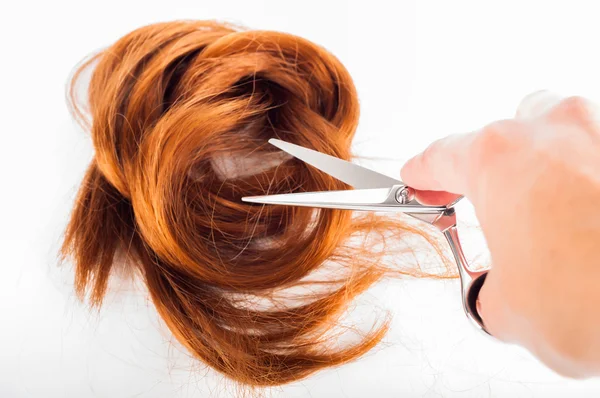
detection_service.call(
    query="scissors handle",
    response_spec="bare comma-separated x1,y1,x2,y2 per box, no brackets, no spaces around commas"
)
428,208,489,335
443,226,489,335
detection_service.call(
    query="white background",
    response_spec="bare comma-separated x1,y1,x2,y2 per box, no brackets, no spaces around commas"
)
2,1,600,397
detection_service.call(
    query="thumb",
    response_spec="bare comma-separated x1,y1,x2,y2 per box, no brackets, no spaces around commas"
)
400,132,477,196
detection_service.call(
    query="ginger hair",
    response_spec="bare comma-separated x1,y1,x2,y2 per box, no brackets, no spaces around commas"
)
61,20,454,387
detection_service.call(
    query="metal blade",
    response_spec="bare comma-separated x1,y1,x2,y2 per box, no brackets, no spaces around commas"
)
269,139,403,189
242,187,446,214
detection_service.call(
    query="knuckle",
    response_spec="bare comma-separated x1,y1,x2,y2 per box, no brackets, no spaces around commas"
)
516,90,555,119
548,96,600,137
560,95,589,111
467,120,526,183
473,120,520,161
553,96,591,122
421,139,440,162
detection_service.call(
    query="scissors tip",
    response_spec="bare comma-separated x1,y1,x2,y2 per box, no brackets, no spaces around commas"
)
268,138,286,149
241,195,273,204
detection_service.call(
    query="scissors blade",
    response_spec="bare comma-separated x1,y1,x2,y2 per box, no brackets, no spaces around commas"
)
242,187,446,214
269,139,403,189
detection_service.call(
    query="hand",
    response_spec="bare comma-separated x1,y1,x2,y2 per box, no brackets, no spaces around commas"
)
401,91,600,378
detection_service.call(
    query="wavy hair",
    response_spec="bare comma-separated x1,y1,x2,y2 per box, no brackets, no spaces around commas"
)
61,20,454,387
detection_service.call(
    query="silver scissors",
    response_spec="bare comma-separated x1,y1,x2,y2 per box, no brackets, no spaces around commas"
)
242,139,490,336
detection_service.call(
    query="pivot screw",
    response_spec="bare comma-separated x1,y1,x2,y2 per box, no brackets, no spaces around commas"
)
395,187,414,204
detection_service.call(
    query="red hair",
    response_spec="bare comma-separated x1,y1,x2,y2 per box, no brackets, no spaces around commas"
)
61,20,454,387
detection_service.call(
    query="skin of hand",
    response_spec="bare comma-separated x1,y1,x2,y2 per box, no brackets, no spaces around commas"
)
400,91,600,378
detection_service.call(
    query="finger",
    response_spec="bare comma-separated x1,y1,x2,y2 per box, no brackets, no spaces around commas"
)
412,189,462,206
400,132,476,196
517,90,600,135
545,96,600,134
515,90,565,120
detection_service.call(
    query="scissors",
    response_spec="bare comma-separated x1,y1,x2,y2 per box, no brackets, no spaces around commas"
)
242,139,490,336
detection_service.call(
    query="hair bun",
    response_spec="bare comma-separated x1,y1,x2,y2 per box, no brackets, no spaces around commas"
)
62,20,443,387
